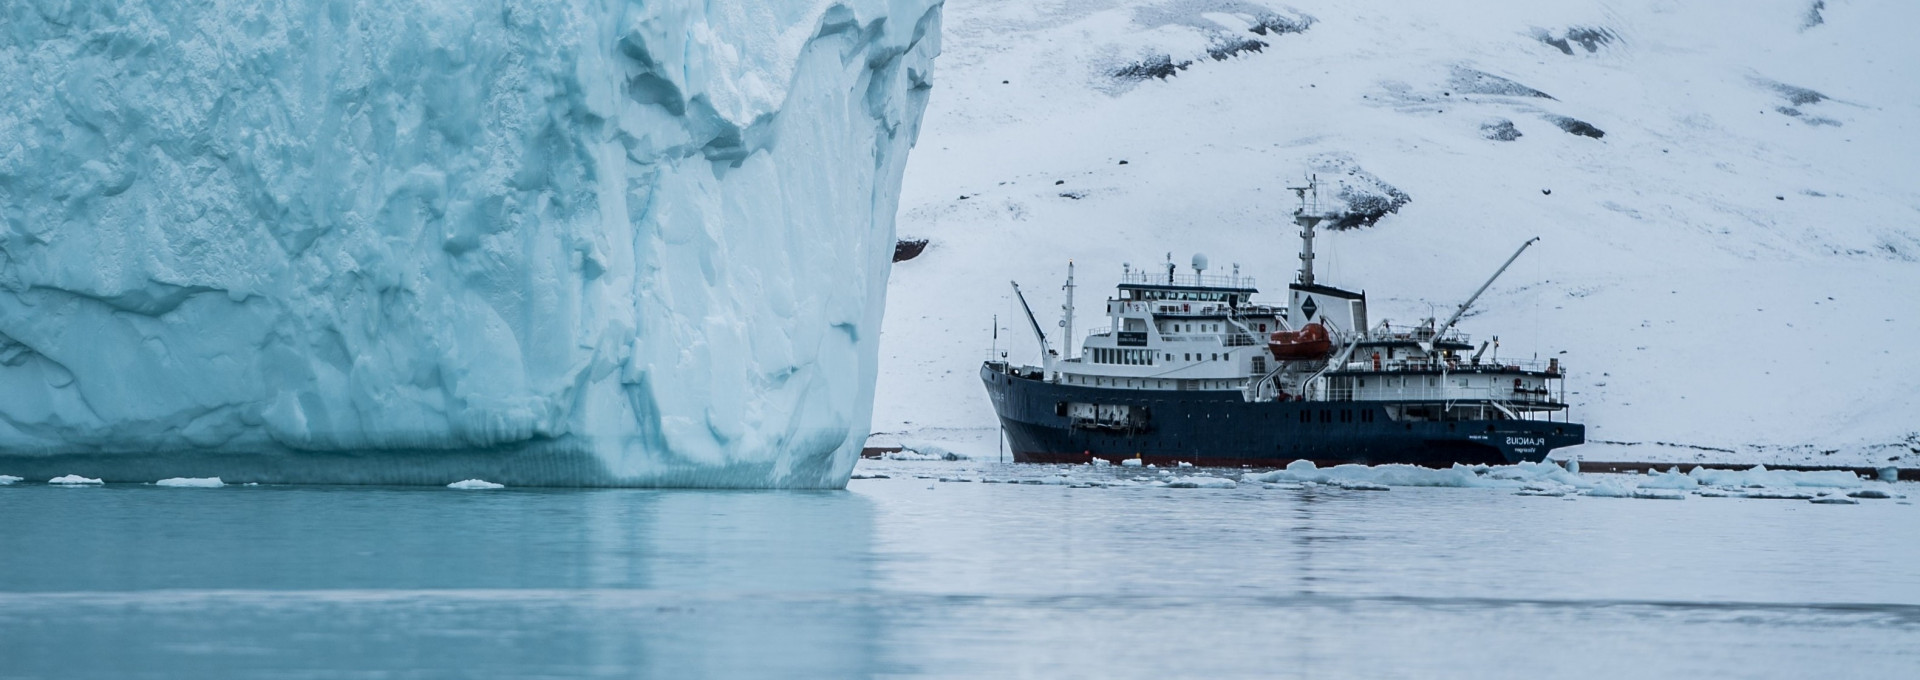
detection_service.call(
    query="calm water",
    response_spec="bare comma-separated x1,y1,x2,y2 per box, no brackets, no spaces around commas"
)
3,461,1917,679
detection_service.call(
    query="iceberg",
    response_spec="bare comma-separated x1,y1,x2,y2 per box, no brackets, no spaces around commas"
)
0,0,942,487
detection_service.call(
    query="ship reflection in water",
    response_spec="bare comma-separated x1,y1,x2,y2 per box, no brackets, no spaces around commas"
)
2,462,1916,678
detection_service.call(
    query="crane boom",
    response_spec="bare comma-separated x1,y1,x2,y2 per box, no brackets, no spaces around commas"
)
1010,282,1056,370
1432,237,1539,341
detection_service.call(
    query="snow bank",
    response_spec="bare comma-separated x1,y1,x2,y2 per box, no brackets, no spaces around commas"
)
0,0,943,489
48,475,102,485
447,479,505,490
155,477,225,488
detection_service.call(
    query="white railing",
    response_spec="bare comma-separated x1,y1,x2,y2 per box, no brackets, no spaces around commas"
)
1120,270,1255,289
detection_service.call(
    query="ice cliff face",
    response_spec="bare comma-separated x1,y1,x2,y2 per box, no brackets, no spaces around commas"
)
0,0,942,487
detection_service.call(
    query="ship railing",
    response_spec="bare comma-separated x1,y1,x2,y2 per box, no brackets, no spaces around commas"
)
1323,384,1566,409
1119,270,1256,289
1364,326,1472,346
1336,357,1564,376
1154,332,1263,347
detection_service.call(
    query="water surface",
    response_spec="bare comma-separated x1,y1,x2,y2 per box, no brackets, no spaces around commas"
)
3,461,1916,678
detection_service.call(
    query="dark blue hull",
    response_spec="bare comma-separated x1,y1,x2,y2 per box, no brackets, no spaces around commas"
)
983,363,1584,467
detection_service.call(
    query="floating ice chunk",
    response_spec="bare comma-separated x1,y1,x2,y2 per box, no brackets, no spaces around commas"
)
849,473,890,480
1333,481,1390,491
1742,489,1817,500
155,477,224,488
1091,458,1112,466
1176,461,1194,468
1121,458,1144,467
1810,493,1859,505
0,475,21,485
897,443,970,461
1515,481,1576,496
49,475,103,485
1696,487,1739,498
1583,480,1636,497
1688,465,1862,489
1847,489,1895,499
1255,459,1586,490
447,479,505,490
1636,470,1699,490
1164,476,1237,489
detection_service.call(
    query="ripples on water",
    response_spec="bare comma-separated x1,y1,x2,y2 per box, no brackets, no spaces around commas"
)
2,460,1916,678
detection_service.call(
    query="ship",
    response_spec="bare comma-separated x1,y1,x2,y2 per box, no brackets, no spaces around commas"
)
981,178,1585,467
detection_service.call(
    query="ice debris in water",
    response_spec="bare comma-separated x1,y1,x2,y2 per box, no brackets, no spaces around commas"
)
1251,459,1582,489
0,475,22,485
1248,460,1895,500
1810,493,1859,505
1122,459,1144,467
155,477,225,488
1687,465,1862,489
1162,475,1236,489
1176,461,1195,468
49,475,103,485
448,480,505,490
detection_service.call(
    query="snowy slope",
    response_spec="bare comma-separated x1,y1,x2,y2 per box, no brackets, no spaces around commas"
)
875,0,1920,467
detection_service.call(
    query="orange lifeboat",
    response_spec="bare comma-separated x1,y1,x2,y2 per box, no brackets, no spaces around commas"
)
1269,323,1333,360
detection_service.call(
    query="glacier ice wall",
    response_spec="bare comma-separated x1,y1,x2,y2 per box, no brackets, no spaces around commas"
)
0,0,942,487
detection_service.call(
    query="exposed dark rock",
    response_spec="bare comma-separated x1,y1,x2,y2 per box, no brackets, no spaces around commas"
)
1532,26,1618,55
1330,187,1411,230
1113,54,1191,81
1450,68,1554,99
1804,1,1826,29
1208,35,1267,61
1250,13,1314,37
1769,81,1828,106
1547,115,1605,138
1480,118,1523,141
1308,153,1411,231
893,239,929,262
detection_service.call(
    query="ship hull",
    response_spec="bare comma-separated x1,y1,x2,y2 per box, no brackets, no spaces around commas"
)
983,364,1584,467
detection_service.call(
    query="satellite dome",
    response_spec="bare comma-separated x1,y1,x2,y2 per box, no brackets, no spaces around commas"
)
1191,253,1209,273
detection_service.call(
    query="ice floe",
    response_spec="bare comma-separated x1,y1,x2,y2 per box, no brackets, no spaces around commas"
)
0,475,21,485
447,479,505,490
1162,476,1236,489
155,477,225,488
1241,460,1899,501
49,475,103,485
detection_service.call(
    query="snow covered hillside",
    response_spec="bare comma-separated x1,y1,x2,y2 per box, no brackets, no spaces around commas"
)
875,0,1920,467
0,0,940,487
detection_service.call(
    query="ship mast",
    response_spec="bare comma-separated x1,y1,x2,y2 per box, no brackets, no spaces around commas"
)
1060,261,1076,361
1288,175,1322,286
